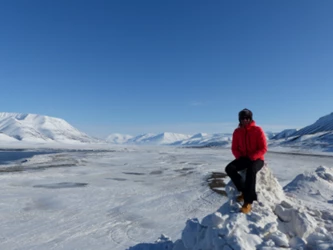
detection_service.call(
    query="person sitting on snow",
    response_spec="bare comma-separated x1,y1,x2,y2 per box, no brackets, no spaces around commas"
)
225,108,267,214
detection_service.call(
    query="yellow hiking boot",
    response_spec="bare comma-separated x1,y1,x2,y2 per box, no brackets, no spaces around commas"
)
236,193,244,202
240,203,252,214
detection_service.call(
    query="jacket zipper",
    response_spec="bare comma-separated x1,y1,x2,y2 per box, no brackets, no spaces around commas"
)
245,129,248,156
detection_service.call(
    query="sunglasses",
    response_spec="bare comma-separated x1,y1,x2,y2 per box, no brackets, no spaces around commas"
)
240,117,251,120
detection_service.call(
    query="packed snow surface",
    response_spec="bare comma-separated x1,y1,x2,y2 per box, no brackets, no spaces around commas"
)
0,146,333,250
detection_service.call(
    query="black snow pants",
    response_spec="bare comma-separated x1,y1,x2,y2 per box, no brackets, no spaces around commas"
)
225,157,264,204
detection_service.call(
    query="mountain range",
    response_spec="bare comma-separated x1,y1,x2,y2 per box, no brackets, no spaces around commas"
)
1,112,333,152
0,113,99,144
106,112,333,151
269,112,333,151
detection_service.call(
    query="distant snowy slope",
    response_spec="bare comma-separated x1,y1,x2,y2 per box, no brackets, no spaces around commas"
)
112,132,233,147
127,132,191,145
104,112,333,151
271,129,298,140
176,133,232,147
265,131,276,140
0,132,19,142
291,112,333,136
106,133,133,144
0,113,98,143
106,132,236,147
126,133,157,144
269,112,333,152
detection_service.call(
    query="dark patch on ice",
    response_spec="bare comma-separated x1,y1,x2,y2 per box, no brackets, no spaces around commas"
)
211,172,228,179
178,171,195,177
212,189,227,196
0,150,57,164
206,172,228,197
328,200,333,204
208,179,226,188
134,180,145,182
128,235,173,249
123,172,145,175
174,167,194,172
32,164,77,170
0,163,77,174
106,178,127,181
0,166,24,173
188,162,204,165
182,167,194,170
33,182,88,189
149,170,163,175
174,167,195,177
24,197,63,211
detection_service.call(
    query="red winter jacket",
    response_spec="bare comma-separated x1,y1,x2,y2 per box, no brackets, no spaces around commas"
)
231,121,267,161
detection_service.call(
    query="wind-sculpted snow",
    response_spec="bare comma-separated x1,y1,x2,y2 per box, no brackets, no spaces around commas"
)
129,166,333,250
284,166,333,210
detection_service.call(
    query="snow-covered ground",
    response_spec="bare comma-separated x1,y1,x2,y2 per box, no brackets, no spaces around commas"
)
0,146,333,249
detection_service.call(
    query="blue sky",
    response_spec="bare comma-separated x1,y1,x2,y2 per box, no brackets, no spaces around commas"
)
1,1,333,137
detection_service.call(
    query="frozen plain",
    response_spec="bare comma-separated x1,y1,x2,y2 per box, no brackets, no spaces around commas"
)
0,146,333,250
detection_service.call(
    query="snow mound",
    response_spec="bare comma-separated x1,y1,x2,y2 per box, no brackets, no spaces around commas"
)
128,167,333,250
284,166,333,210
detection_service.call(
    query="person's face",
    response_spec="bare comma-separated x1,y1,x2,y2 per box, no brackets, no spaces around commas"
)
240,116,251,126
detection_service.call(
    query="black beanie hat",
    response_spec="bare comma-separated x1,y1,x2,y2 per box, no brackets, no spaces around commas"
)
238,108,253,122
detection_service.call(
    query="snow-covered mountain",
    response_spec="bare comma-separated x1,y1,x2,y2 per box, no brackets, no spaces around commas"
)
271,129,298,140
104,112,333,152
106,133,133,144
173,133,232,147
265,131,277,140
0,113,98,144
0,132,20,142
127,132,192,145
292,112,333,136
105,132,232,147
125,133,158,144
269,112,333,151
